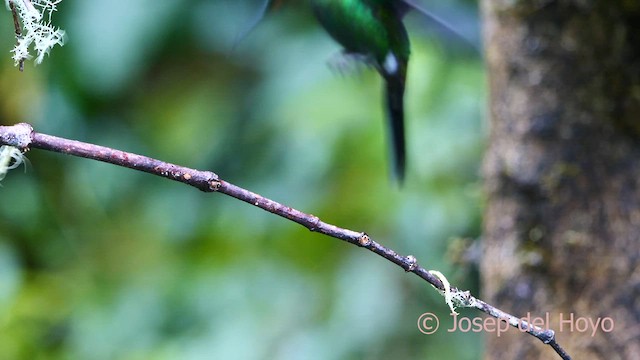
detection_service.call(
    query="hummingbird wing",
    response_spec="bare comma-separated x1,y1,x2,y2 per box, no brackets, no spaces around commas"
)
233,0,284,48
398,0,479,51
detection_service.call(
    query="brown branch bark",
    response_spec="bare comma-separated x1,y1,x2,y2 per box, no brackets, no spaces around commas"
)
1,122,571,360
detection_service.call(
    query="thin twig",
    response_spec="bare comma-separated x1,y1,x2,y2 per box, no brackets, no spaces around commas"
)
0,123,572,360
8,0,25,71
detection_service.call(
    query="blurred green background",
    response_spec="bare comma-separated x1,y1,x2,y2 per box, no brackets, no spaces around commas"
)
0,0,485,359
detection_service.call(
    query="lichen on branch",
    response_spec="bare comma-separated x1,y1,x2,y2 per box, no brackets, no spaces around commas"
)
6,0,65,67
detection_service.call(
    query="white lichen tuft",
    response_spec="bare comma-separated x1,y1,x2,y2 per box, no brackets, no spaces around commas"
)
429,270,457,314
0,145,27,182
6,0,66,66
429,270,478,315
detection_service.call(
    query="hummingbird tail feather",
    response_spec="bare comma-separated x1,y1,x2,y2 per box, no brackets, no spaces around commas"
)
384,77,406,183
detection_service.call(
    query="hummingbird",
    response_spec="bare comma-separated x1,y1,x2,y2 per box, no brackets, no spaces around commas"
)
240,0,474,182
311,0,410,182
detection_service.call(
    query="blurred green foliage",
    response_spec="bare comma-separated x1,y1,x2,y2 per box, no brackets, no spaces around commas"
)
0,0,485,359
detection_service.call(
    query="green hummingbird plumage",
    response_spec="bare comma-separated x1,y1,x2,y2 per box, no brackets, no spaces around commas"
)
311,0,410,181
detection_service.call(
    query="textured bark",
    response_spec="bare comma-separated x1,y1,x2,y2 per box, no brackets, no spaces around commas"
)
481,1,640,359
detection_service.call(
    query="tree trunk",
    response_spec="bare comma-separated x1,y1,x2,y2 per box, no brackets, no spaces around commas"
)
481,1,640,359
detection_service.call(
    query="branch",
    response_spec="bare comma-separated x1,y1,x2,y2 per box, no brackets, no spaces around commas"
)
0,123,571,360
8,0,25,71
